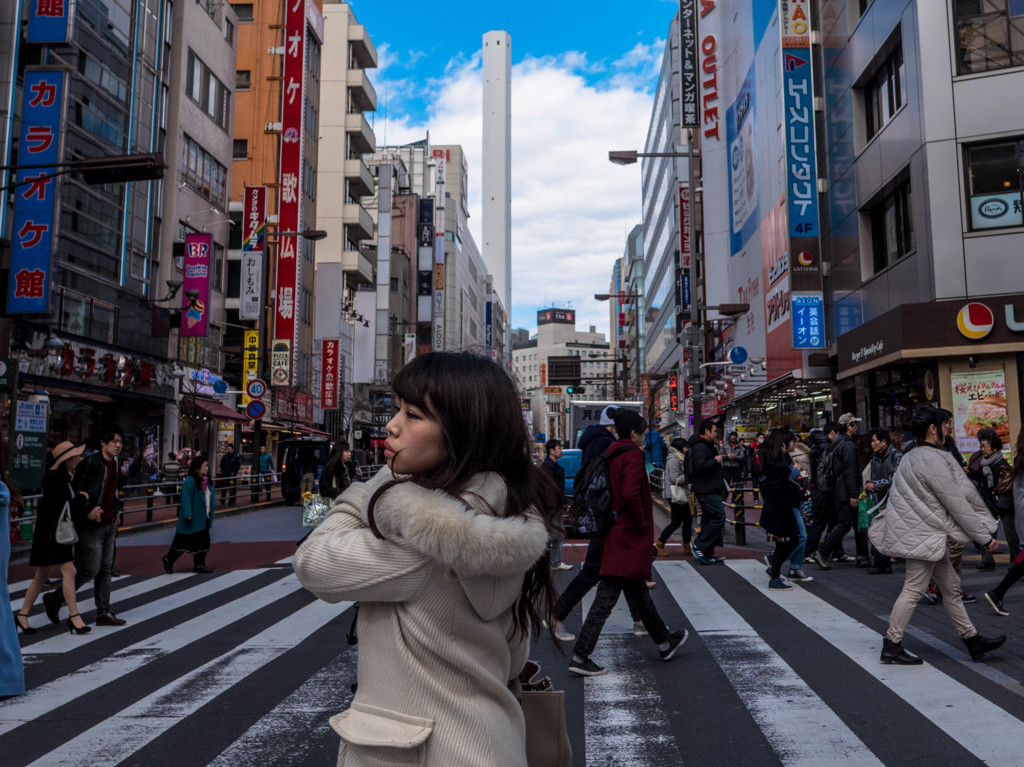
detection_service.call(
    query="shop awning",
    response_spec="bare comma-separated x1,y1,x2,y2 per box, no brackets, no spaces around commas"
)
181,397,249,424
295,425,331,439
37,385,115,404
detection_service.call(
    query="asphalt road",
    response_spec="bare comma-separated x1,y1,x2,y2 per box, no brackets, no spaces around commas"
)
7,503,1024,765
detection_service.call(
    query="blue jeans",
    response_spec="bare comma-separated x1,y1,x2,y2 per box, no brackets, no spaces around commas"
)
693,492,726,554
787,506,808,568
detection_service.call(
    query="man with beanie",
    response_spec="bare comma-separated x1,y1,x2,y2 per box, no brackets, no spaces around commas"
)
689,420,729,565
569,409,687,676
813,412,864,569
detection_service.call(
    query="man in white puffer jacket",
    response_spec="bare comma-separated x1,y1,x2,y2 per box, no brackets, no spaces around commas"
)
869,406,1007,665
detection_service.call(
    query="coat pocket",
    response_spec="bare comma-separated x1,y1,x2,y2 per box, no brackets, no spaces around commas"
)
331,702,433,767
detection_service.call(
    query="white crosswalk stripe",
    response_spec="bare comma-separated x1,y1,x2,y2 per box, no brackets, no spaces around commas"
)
4,557,1024,766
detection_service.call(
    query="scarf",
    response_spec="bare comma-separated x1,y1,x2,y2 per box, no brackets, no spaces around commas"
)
201,475,209,492
980,451,1003,489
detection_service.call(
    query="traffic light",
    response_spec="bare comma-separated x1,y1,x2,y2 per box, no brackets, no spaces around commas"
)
565,406,570,413
566,385,586,395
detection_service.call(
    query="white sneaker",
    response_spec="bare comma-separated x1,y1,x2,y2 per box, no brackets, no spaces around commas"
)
552,562,573,571
632,622,649,637
553,623,575,642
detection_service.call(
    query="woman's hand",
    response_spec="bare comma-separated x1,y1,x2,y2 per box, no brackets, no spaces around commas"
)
986,538,1000,553
184,516,192,523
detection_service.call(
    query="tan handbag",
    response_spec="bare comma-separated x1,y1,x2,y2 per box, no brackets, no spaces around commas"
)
514,660,572,767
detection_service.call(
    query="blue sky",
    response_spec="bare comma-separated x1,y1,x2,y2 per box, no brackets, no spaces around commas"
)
347,0,679,335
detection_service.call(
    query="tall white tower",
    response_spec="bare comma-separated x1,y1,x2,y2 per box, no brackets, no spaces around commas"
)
482,30,512,352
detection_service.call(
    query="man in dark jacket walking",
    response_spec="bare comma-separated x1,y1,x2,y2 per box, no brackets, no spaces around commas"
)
814,413,864,569
569,409,687,676
689,420,728,565
541,439,572,571
805,423,839,559
219,443,240,507
45,426,128,626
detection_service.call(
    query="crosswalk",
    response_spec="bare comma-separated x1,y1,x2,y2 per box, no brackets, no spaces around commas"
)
5,557,1024,765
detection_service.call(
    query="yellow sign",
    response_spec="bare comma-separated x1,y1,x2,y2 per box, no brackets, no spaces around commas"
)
434,264,445,290
242,330,259,406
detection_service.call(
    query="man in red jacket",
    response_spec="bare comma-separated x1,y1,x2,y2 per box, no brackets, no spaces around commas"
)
569,409,688,676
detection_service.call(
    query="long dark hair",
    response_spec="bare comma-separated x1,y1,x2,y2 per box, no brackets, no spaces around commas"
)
322,441,351,482
367,351,562,641
759,428,794,469
187,454,207,484
0,438,24,514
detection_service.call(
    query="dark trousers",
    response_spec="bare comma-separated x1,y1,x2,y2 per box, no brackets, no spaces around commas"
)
573,576,670,658
804,488,833,554
659,501,692,544
556,540,641,623
166,548,207,567
693,492,725,554
819,497,857,559
992,550,1024,601
980,511,1020,565
220,475,237,507
768,538,800,579
52,519,117,615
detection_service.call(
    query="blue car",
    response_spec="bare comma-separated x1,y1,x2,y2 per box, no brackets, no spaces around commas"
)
560,449,582,499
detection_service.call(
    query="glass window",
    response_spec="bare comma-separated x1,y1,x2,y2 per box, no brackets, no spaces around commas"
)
233,139,247,160
233,3,253,23
965,139,1024,229
236,70,250,90
224,18,234,44
864,45,905,141
869,176,914,273
213,244,224,291
956,0,1024,74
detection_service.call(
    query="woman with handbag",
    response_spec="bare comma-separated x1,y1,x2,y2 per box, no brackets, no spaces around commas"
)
17,441,91,635
656,438,692,556
294,352,562,766
967,428,1019,568
985,427,1024,616
319,443,357,501
161,455,215,574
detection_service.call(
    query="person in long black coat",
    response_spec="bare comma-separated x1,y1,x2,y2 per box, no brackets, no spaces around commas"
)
19,442,92,635
760,429,802,591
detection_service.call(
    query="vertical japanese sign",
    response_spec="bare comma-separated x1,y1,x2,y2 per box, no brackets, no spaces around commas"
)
241,330,259,406
240,185,265,320
433,158,446,352
7,68,66,315
679,185,691,269
951,370,1009,455
679,0,699,128
182,233,211,336
13,400,49,489
274,0,307,383
28,0,72,43
780,0,825,348
321,338,339,410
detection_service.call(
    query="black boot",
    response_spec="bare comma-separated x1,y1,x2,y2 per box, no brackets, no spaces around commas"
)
880,637,923,665
963,633,1007,661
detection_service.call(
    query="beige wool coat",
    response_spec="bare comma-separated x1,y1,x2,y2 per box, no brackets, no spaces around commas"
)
293,466,549,767
868,442,996,561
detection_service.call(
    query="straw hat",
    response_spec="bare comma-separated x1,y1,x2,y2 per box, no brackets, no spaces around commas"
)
50,441,86,468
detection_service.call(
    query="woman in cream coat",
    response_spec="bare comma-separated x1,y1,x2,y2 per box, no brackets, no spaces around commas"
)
869,406,1006,665
294,352,559,767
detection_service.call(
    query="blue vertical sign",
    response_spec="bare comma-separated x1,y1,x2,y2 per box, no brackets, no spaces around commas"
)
8,69,65,315
782,49,819,238
27,0,73,43
791,293,826,349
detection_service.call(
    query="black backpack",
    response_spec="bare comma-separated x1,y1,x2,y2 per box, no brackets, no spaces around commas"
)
814,445,836,491
682,447,696,486
571,445,637,539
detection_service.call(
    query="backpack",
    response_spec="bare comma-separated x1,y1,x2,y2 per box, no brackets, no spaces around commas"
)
682,447,696,485
815,446,836,491
570,445,637,539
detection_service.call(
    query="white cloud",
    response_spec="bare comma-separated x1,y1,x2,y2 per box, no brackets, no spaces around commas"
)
369,49,656,337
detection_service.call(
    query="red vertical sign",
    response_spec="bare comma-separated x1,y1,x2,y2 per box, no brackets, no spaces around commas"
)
274,0,306,383
182,233,212,336
321,338,339,410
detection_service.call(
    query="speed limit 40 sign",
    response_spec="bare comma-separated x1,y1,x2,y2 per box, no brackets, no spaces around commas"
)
246,379,267,399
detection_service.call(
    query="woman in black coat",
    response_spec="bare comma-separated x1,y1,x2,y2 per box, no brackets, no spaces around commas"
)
17,442,91,635
760,429,802,591
319,443,358,501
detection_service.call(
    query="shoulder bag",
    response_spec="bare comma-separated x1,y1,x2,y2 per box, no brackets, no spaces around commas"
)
56,486,78,545
512,660,572,767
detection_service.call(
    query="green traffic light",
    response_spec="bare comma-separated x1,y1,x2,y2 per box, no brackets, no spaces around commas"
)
566,386,575,394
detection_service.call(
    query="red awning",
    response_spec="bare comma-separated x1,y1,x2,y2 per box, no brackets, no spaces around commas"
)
296,424,331,439
182,397,250,424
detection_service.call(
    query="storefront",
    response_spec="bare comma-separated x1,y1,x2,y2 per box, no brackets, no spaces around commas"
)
836,294,1023,452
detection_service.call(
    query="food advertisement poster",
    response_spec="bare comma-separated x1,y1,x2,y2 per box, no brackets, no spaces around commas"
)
951,370,1009,454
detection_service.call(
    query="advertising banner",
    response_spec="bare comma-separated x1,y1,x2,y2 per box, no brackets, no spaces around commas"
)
28,0,72,43
951,370,1009,455
240,186,265,320
679,0,699,128
679,185,691,269
791,292,826,349
242,330,259,406
274,0,308,383
7,68,66,315
321,338,339,410
181,233,211,336
13,400,49,489
727,64,758,254
271,340,291,387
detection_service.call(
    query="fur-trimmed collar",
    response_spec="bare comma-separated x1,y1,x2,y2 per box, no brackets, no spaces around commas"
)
342,466,549,578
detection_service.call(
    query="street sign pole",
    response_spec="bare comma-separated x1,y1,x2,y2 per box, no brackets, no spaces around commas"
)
252,232,272,457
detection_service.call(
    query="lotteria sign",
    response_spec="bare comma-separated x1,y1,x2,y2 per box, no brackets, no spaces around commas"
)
957,302,1024,340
